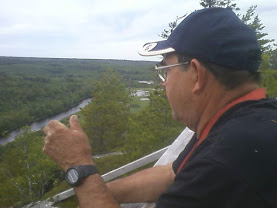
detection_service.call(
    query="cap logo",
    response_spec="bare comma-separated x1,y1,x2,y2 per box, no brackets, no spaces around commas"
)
143,43,157,52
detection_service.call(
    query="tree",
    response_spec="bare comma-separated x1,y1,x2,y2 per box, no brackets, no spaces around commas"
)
269,47,277,70
241,5,274,52
260,69,277,97
81,69,130,154
124,86,184,160
160,14,187,39
200,0,217,8
0,127,60,207
200,0,240,10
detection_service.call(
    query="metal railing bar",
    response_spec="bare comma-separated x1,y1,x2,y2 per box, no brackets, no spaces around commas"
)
102,146,169,182
52,146,170,203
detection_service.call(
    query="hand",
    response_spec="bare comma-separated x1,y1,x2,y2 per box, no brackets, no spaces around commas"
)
43,115,93,171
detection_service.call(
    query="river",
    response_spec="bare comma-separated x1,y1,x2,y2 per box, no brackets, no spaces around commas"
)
0,98,92,145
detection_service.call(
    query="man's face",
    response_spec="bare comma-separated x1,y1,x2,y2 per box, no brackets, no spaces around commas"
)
161,53,194,124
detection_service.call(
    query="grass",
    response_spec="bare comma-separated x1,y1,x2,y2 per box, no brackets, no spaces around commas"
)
129,87,154,113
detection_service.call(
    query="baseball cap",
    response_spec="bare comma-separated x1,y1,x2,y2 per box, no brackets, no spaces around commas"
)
138,7,261,72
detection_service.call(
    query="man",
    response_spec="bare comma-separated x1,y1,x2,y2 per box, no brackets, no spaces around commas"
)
43,7,277,207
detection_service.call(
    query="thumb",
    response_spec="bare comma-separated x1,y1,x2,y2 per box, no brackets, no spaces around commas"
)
70,115,82,131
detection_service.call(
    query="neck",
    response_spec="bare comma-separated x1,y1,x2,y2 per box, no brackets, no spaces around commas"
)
195,83,259,137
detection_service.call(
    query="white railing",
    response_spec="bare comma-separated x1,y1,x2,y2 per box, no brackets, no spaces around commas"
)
53,146,170,203
52,127,194,208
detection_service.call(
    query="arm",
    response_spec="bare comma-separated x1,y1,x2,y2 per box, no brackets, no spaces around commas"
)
107,163,175,203
43,115,119,208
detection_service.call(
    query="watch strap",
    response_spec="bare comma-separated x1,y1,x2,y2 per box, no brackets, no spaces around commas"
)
79,165,99,178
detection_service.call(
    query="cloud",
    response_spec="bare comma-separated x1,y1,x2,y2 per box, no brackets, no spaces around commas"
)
0,0,276,60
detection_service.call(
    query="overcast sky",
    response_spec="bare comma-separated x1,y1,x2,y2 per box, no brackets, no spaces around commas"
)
1,0,276,61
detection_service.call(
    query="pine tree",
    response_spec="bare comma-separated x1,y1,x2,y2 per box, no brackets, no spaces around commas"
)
200,0,217,8
216,0,240,10
241,5,274,52
160,15,187,39
200,0,239,10
81,69,130,154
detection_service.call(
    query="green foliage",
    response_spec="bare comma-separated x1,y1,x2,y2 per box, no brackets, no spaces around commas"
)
260,52,271,71
81,69,131,154
261,70,277,97
200,0,217,8
0,57,155,136
200,0,240,10
159,15,187,39
216,0,240,10
241,5,274,52
0,71,185,207
268,48,277,70
124,86,184,160
0,127,61,207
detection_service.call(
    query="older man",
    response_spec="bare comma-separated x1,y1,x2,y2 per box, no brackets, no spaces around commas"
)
43,7,277,208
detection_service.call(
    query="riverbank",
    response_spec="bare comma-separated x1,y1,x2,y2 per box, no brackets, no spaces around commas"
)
0,87,153,145
0,98,92,145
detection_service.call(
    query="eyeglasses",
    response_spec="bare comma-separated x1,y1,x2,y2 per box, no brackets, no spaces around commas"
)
155,62,189,82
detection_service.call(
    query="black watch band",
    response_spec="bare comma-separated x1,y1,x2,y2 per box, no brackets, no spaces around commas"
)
65,165,99,187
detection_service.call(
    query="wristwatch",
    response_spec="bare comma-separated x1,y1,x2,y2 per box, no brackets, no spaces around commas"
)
65,165,99,187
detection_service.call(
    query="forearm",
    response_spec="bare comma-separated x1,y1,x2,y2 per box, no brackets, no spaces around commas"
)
75,172,120,208
107,163,175,204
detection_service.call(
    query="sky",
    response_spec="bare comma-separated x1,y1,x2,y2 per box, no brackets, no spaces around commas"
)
0,0,277,61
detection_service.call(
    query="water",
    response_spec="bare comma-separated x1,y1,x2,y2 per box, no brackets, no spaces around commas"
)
0,98,92,145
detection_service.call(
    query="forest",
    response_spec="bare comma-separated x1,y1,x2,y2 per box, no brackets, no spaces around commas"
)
0,57,155,136
0,68,186,207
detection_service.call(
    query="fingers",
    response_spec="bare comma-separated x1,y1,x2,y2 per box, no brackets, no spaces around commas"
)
44,134,50,143
70,115,83,131
43,120,65,135
48,120,64,129
43,136,49,152
43,125,51,135
43,120,65,153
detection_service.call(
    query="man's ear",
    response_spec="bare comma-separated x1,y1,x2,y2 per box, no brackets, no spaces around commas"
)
190,59,207,94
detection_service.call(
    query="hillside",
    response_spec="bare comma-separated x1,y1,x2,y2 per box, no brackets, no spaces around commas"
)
0,56,156,136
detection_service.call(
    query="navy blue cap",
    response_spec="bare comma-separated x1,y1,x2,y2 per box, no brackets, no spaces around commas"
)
139,7,261,72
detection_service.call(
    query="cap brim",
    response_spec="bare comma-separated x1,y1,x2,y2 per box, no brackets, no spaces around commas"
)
138,40,175,56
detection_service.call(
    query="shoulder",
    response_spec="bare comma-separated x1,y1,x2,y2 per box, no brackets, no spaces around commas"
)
157,158,265,208
194,98,277,192
212,98,277,148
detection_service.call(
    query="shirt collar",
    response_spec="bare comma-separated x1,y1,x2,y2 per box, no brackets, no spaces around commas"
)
199,88,266,143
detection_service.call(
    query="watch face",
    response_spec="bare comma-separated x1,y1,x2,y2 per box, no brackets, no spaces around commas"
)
66,168,79,184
